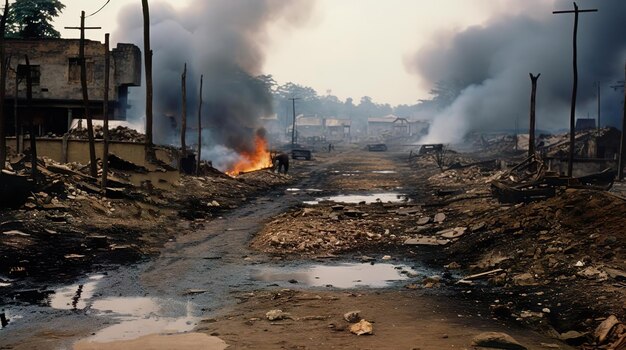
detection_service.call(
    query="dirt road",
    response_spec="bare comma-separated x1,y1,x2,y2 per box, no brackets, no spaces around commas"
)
1,146,574,349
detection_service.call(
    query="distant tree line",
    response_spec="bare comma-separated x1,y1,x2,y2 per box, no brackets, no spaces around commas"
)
257,74,466,132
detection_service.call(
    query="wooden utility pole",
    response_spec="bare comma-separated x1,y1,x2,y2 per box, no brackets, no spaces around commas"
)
180,63,187,165
24,55,36,181
101,33,110,192
553,2,597,177
0,0,9,170
289,97,300,147
65,11,101,177
142,0,154,161
618,63,626,181
596,81,601,130
196,75,203,175
529,73,540,157
13,63,20,153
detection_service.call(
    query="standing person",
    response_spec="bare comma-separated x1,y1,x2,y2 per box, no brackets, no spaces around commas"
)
328,143,332,152
275,152,290,174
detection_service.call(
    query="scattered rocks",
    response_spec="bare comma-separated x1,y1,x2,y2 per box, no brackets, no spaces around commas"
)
434,213,446,223
471,332,527,349
265,309,291,321
417,216,431,225
349,319,373,335
343,310,361,323
512,273,538,286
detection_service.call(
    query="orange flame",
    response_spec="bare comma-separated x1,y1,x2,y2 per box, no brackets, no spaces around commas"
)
225,135,273,176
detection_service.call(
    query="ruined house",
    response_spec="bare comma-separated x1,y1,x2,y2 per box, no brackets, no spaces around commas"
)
3,38,141,136
367,115,427,139
324,118,351,141
291,115,324,139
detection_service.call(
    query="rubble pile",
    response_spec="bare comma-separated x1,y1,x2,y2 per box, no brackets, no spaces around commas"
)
1,153,294,281
428,166,503,187
419,153,625,343
238,169,291,186
69,125,145,142
251,202,420,256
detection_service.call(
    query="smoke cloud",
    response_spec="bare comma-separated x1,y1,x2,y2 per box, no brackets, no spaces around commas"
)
406,0,626,144
114,0,314,169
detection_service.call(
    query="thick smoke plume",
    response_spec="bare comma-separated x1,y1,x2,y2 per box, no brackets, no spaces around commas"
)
115,0,314,169
406,0,626,144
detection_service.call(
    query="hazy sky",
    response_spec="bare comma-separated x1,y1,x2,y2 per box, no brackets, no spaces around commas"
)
54,0,532,106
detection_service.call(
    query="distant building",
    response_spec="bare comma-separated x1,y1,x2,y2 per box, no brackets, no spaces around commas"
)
294,115,324,139
367,115,429,139
575,118,596,131
324,118,351,141
4,38,141,136
367,115,399,138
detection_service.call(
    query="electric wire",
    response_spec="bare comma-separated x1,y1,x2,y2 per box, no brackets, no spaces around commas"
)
86,0,111,18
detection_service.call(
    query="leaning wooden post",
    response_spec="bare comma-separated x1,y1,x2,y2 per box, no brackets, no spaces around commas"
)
0,0,9,170
79,11,97,177
101,34,110,192
64,12,100,176
196,75,203,175
180,63,187,170
142,0,154,161
529,73,540,157
24,55,36,181
14,63,20,153
618,62,626,181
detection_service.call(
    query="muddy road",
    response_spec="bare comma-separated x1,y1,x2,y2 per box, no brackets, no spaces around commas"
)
1,146,572,349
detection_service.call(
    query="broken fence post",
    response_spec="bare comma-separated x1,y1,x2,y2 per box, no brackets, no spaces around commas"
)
1,311,8,327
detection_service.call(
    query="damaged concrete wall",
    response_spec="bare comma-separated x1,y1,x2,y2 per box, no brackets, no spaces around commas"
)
4,39,140,104
6,137,177,168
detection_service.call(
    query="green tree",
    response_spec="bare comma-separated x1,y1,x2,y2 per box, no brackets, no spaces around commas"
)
7,0,65,39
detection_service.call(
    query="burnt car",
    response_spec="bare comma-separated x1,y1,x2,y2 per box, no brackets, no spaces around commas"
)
418,144,443,155
367,143,388,152
291,148,312,160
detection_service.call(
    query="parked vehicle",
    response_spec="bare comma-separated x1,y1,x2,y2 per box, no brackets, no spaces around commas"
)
291,149,312,160
367,144,388,152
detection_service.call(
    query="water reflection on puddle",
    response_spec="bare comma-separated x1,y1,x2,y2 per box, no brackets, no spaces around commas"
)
44,274,199,343
49,275,104,310
304,192,408,205
251,263,413,288
87,298,197,343
372,170,397,174
287,188,323,193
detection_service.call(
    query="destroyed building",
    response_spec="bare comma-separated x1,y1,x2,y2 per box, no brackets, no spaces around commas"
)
367,115,429,140
3,39,141,136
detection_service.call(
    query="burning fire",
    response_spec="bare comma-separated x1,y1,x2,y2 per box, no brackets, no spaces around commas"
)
225,135,273,176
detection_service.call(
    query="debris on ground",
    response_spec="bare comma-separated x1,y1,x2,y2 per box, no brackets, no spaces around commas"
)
349,319,373,336
471,332,527,349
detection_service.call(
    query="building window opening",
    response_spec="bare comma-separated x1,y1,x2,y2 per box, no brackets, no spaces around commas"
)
17,65,41,85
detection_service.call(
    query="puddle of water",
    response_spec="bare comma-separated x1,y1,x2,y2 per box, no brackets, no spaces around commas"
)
305,192,408,205
251,263,414,288
86,297,199,343
49,275,105,310
372,170,397,174
0,282,11,287
286,188,301,192
91,297,162,317
87,316,198,343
